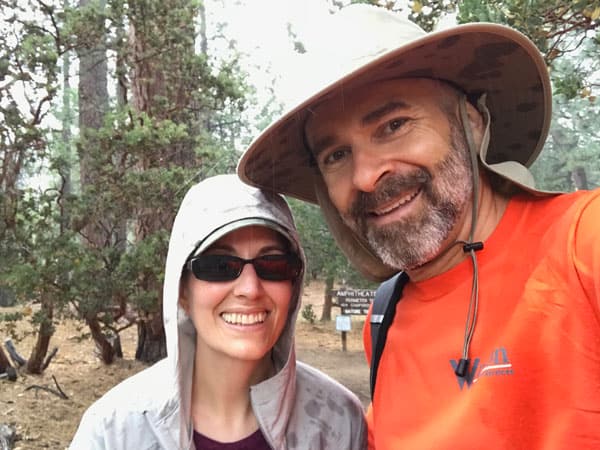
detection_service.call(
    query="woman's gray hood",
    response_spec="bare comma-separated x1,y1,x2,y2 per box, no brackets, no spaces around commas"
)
162,174,306,441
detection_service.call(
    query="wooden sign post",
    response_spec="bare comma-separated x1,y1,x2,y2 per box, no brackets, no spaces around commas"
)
331,288,376,351
335,315,352,351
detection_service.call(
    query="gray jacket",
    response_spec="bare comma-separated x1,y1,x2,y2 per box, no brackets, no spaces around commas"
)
69,174,367,450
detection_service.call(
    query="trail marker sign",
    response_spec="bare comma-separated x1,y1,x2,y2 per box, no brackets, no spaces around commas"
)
330,288,376,351
331,288,376,315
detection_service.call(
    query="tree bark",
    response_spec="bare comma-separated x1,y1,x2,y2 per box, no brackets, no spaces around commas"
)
128,0,197,363
320,276,334,322
135,313,166,363
571,166,588,190
86,317,116,365
77,0,120,365
25,295,54,374
60,7,72,234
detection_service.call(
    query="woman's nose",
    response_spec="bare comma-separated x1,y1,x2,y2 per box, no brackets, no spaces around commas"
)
232,263,263,299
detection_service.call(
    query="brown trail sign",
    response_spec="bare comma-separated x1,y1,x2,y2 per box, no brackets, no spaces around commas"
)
331,288,376,315
330,288,376,351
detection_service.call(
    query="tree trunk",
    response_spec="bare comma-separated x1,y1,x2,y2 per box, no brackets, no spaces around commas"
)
128,0,197,363
26,295,54,374
78,0,108,188
86,317,116,365
77,0,120,365
320,276,334,322
571,166,588,190
60,2,72,234
198,0,207,57
135,313,166,363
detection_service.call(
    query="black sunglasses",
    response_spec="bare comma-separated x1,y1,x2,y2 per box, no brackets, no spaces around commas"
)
187,254,302,282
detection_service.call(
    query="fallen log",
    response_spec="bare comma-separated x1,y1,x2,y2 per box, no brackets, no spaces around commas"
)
0,367,17,382
0,423,16,450
3,339,26,367
0,347,11,372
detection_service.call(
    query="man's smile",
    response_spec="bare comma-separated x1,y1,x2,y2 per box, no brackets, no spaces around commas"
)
369,186,423,220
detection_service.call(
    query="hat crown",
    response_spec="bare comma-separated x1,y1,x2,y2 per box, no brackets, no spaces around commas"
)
317,5,426,59
285,5,426,107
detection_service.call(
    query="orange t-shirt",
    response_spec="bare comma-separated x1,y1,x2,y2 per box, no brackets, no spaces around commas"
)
364,190,600,450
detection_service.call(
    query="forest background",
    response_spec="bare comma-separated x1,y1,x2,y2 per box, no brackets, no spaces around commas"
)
0,0,599,445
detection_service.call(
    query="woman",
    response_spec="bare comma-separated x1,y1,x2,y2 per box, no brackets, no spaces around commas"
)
70,174,367,449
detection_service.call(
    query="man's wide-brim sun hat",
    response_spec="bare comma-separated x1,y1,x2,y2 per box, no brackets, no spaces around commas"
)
237,4,552,204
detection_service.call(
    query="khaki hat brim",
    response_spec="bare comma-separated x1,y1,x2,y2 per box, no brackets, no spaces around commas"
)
238,22,551,204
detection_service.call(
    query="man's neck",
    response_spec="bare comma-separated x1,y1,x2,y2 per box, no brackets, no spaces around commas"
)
406,178,510,282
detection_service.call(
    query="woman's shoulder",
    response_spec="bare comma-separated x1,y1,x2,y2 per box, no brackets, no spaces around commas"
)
74,360,175,429
69,360,179,449
295,361,364,410
288,361,367,449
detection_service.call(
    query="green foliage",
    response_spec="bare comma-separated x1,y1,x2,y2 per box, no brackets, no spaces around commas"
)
3,188,79,306
0,311,25,340
458,1,600,97
455,1,600,191
0,287,16,307
288,198,375,288
301,304,317,324
532,90,600,191
331,0,459,31
1,0,256,365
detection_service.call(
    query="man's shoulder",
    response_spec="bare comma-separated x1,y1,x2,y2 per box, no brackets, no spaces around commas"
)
512,189,600,251
515,189,599,219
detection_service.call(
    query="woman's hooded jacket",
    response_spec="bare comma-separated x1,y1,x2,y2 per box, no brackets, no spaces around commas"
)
70,174,367,450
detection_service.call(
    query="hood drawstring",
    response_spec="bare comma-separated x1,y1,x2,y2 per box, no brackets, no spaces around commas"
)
453,95,486,378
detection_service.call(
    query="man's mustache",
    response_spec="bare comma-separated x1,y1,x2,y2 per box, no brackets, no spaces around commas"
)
349,169,431,217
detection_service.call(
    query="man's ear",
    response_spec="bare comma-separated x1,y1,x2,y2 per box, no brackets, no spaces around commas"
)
464,101,485,151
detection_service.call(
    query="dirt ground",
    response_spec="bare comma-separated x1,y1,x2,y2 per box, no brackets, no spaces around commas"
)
0,281,369,449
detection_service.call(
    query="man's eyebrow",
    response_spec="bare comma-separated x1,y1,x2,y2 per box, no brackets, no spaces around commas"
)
361,100,410,126
307,134,337,159
306,100,410,158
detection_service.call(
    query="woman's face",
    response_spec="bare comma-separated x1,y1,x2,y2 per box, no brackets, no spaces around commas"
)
180,225,295,364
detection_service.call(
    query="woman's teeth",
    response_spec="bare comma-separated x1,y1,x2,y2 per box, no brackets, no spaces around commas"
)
221,312,267,325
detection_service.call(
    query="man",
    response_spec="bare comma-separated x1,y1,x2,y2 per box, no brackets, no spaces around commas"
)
238,4,600,449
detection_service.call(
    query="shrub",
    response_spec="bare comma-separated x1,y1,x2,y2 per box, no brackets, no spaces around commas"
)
301,304,317,324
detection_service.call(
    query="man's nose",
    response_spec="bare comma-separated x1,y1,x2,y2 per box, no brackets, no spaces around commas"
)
351,143,393,193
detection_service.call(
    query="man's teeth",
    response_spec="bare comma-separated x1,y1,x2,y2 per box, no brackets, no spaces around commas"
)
374,189,420,216
221,312,267,325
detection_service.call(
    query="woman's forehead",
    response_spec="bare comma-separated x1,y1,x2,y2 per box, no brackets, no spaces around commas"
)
206,226,289,252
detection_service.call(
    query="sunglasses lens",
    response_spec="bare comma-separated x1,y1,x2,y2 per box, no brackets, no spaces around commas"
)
253,255,302,281
189,254,301,282
190,255,242,281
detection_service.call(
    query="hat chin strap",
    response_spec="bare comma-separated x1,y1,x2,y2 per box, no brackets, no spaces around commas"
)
454,94,553,379
451,96,485,379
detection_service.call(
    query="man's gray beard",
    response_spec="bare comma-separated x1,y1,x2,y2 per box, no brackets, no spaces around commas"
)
342,124,473,271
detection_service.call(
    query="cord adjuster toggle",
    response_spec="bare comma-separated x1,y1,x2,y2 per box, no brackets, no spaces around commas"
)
462,241,483,253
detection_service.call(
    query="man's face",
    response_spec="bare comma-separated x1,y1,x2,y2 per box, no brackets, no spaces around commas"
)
304,78,474,270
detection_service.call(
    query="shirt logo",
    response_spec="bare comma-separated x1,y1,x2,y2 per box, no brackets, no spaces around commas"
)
449,347,514,390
